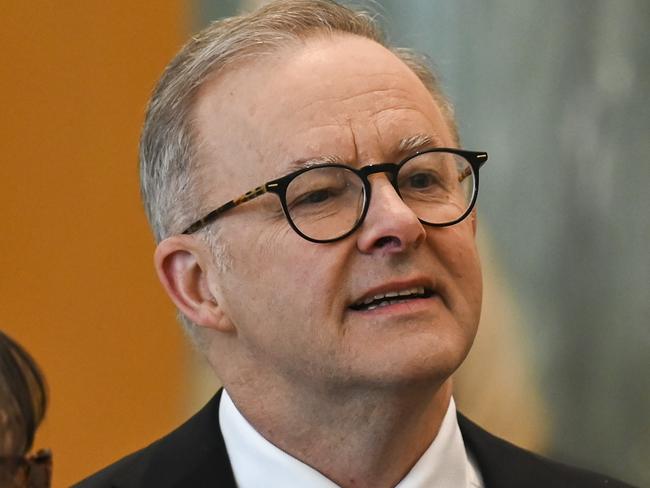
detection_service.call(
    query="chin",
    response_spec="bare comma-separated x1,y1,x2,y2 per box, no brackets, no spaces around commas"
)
392,354,464,387
337,344,470,393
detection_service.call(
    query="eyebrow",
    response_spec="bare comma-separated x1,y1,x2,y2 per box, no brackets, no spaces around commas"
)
284,154,346,173
397,133,445,154
282,133,446,174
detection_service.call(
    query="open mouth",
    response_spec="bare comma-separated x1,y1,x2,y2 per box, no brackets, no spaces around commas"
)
349,286,435,311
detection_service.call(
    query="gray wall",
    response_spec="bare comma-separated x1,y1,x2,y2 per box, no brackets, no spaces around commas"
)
355,2,650,485
197,1,650,485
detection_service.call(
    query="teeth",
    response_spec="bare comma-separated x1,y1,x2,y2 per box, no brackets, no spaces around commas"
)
356,286,426,307
367,299,411,311
399,286,424,296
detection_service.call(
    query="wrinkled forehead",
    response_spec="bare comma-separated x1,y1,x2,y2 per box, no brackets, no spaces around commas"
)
191,34,451,197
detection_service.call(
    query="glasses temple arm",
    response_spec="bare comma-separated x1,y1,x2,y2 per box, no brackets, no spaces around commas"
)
182,184,271,234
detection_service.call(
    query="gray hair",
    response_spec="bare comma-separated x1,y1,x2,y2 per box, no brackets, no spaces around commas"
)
139,0,458,346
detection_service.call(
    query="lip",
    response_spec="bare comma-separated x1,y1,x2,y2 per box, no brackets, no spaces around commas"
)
348,277,436,310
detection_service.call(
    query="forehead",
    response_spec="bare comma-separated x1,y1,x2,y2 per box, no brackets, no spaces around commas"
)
193,34,452,193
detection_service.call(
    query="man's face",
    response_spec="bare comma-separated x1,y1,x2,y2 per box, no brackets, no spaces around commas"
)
192,35,482,392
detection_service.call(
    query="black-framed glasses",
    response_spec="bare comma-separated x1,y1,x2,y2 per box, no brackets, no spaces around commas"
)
0,449,52,488
182,148,488,243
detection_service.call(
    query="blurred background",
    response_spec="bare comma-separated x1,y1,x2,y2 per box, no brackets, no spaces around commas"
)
1,1,647,486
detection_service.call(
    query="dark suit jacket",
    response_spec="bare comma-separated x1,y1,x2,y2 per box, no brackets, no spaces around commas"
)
74,390,633,488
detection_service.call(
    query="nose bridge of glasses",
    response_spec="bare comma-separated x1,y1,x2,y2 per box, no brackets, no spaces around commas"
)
360,163,415,217
356,163,425,248
359,162,401,189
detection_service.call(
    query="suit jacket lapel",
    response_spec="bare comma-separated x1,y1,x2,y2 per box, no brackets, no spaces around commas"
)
113,389,237,488
458,412,549,488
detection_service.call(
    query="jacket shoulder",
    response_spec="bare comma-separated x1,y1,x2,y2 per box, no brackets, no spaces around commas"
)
73,390,236,488
72,446,149,488
457,413,636,488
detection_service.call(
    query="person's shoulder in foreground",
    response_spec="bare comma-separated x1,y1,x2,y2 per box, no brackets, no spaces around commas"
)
458,414,635,488
76,0,637,486
73,393,233,488
75,391,635,488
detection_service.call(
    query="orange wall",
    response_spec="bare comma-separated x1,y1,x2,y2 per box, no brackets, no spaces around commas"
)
0,2,551,487
0,2,192,486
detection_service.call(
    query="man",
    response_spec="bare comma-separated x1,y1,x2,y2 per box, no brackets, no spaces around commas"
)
76,1,633,487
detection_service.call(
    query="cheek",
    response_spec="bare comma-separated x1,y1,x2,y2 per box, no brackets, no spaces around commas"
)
435,221,480,271
430,224,483,307
218,236,351,379
221,223,345,336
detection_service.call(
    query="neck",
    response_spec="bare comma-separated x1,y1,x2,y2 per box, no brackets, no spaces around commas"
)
224,376,453,488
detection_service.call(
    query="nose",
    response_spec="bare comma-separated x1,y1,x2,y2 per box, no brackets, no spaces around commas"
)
356,175,426,254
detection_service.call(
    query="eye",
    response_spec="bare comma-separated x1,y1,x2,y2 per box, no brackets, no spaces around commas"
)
407,172,440,189
399,170,444,192
294,188,336,206
287,167,354,210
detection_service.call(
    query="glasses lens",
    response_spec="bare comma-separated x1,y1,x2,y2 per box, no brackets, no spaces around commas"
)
397,151,476,225
285,166,365,241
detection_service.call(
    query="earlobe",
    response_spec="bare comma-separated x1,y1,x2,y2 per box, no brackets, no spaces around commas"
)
153,236,235,333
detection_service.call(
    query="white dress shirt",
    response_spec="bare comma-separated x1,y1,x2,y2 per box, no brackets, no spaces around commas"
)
220,390,483,488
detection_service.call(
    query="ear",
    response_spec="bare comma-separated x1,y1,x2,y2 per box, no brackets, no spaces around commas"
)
154,235,235,334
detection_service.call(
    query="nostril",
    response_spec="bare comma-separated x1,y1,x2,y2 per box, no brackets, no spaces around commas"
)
375,236,401,249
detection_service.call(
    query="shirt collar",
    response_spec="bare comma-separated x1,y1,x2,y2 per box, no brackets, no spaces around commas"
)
219,389,482,488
